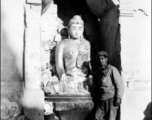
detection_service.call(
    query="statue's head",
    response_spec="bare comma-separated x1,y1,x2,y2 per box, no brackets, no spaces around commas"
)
68,15,84,39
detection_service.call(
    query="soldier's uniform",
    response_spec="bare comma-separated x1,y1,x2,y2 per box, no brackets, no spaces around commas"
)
93,52,124,120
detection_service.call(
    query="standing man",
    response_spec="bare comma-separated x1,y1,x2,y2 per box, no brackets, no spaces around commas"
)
93,51,124,120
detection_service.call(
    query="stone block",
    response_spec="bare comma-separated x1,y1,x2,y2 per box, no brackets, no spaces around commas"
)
45,95,94,120
26,0,41,4
22,88,44,120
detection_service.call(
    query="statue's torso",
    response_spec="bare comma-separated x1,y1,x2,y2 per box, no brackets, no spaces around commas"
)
62,39,90,74
44,39,91,95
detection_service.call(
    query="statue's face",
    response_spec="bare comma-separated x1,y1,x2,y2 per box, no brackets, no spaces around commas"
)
69,24,84,39
99,56,107,67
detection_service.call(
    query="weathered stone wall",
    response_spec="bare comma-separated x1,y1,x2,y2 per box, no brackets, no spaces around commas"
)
120,1,151,120
1,0,25,119
120,0,151,86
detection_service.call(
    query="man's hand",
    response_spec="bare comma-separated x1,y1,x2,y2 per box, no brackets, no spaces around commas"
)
114,97,121,106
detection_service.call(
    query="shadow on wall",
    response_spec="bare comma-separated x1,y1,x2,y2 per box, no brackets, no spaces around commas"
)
143,102,151,120
1,17,23,84
1,11,23,119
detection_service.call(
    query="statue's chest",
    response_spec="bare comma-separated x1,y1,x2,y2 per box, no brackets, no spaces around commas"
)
64,42,88,59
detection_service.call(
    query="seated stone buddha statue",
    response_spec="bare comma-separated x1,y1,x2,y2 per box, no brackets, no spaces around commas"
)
42,15,92,95
55,15,92,95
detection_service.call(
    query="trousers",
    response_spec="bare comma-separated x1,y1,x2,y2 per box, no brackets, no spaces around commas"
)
94,97,120,120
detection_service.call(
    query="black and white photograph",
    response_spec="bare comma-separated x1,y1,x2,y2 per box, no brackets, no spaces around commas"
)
1,0,151,120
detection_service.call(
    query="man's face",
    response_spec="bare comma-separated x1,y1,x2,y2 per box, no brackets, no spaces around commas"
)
99,56,108,67
69,24,84,39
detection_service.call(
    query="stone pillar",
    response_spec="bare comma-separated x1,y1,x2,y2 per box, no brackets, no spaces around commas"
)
119,1,134,88
22,3,44,120
119,1,135,119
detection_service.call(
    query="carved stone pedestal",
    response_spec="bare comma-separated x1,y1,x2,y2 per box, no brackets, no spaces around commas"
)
45,95,94,120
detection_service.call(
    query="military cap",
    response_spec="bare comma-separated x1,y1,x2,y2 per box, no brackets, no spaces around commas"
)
97,51,108,58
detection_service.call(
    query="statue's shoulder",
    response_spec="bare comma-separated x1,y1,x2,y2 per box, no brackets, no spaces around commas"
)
82,38,90,43
81,38,90,46
57,39,69,47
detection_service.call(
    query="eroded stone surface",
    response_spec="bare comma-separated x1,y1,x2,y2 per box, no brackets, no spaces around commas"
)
1,98,20,119
40,1,63,74
23,4,44,120
24,4,41,88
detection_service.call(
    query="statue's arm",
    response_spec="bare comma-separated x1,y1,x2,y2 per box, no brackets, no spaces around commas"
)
88,44,92,76
86,42,94,89
86,42,91,62
55,41,65,80
86,42,92,76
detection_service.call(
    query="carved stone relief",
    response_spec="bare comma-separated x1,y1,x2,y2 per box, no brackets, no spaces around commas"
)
40,1,64,95
40,2,63,70
1,98,20,119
